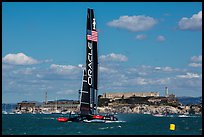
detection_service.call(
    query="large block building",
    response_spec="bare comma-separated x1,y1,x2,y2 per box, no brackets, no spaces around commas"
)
101,92,159,100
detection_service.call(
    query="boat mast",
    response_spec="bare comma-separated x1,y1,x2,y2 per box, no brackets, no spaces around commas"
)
80,8,98,116
89,8,98,115
90,9,95,115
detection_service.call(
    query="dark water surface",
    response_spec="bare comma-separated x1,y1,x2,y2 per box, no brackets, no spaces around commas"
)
2,113,202,135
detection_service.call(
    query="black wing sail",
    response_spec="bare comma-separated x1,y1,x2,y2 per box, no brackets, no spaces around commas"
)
79,9,92,115
84,8,98,115
79,8,98,116
79,69,91,115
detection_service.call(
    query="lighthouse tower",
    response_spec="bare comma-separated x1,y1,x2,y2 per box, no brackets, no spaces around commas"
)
165,87,169,97
45,91,48,104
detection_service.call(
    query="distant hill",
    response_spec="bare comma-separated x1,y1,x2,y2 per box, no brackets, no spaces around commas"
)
2,104,17,112
177,96,202,105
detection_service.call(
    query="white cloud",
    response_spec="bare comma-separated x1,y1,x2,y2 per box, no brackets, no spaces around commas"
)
134,77,148,85
100,53,128,62
136,34,147,40
188,63,202,67
78,64,84,68
2,64,13,70
129,65,180,78
154,67,161,70
150,78,170,85
188,55,202,67
99,66,117,74
178,11,202,31
154,66,178,72
177,72,201,79
129,77,171,86
3,58,202,102
191,55,202,62
2,53,39,65
156,35,166,42
138,72,147,76
163,67,178,72
107,15,157,32
50,64,78,70
50,64,81,75
14,67,36,75
43,59,53,63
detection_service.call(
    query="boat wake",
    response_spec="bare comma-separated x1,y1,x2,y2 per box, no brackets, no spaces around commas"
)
98,125,123,130
178,115,201,118
42,117,55,120
104,120,126,123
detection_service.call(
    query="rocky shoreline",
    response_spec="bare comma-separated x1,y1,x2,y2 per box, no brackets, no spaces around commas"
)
7,95,202,115
97,104,202,115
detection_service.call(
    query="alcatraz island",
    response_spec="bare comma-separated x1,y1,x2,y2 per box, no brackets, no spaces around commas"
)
4,87,202,115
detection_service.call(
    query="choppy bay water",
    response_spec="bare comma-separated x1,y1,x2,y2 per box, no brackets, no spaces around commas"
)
2,113,202,135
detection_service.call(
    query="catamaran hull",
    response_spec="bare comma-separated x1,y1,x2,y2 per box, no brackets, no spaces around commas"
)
57,117,69,122
57,114,118,123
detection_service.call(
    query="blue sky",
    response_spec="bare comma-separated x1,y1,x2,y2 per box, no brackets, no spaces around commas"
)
2,2,202,103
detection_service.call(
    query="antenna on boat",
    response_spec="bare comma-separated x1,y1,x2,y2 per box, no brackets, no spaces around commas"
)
45,90,48,105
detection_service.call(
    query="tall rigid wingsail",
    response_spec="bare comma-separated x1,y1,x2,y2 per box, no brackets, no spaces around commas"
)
79,8,118,123
57,8,118,123
80,8,98,116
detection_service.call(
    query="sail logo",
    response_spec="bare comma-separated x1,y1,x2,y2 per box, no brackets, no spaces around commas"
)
93,18,96,30
87,30,98,42
87,42,93,86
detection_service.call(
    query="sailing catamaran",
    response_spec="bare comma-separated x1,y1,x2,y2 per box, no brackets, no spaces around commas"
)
57,8,118,123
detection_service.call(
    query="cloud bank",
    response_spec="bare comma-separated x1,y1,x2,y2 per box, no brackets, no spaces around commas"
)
188,55,202,67
107,15,157,32
191,55,202,62
50,64,82,75
178,11,202,31
177,72,201,79
2,53,39,65
100,53,128,62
